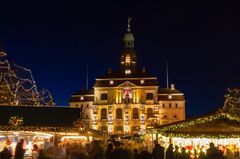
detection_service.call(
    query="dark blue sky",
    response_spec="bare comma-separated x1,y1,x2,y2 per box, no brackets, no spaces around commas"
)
0,1,239,117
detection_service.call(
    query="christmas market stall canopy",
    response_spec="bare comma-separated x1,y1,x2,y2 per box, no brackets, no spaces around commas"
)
148,112,240,138
0,106,106,137
0,106,81,132
146,112,240,151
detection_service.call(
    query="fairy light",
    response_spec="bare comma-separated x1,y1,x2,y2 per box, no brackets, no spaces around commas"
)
0,52,55,106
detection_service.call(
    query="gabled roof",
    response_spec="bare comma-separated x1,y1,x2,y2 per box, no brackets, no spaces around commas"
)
0,106,81,128
149,112,240,138
158,88,184,101
96,70,157,79
94,79,158,87
158,88,183,94
72,89,94,96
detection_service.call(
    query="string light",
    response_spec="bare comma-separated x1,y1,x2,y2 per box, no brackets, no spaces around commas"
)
0,52,55,106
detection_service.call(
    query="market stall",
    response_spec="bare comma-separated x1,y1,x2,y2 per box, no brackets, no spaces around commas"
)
146,112,240,158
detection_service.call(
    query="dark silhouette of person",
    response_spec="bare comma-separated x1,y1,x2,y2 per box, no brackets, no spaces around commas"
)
14,139,25,159
152,140,164,159
88,140,104,159
105,143,114,159
174,145,181,159
166,144,174,159
111,141,130,159
0,147,13,159
132,149,139,159
206,142,218,159
138,147,152,159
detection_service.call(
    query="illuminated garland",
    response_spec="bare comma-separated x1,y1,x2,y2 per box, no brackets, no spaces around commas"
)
221,88,240,116
148,113,240,137
73,118,89,131
0,125,106,136
0,51,55,106
165,133,240,139
9,116,23,127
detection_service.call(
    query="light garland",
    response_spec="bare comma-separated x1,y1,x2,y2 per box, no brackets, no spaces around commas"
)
148,112,240,138
0,51,55,106
9,116,23,127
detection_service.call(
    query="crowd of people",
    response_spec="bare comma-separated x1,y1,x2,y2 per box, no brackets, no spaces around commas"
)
0,138,239,159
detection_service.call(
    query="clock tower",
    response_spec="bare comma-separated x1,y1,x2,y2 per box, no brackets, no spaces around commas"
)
121,18,137,74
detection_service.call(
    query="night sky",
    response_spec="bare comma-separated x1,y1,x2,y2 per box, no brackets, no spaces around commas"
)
0,1,239,117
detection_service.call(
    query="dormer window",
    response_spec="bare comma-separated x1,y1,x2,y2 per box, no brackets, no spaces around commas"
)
110,80,114,85
125,69,131,74
140,80,144,84
80,96,84,100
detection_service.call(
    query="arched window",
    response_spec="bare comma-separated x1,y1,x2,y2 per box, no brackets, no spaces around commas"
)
132,108,139,119
116,108,123,119
101,93,108,100
101,108,107,119
147,108,153,119
146,93,154,100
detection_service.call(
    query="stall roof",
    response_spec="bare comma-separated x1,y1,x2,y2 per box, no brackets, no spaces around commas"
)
0,106,81,128
149,112,240,138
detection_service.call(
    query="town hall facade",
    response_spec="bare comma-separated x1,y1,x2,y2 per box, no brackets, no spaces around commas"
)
69,19,185,135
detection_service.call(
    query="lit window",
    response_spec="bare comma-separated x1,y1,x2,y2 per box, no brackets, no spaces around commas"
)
140,80,144,84
110,80,114,85
168,95,172,99
125,69,131,74
80,96,84,100
125,55,131,64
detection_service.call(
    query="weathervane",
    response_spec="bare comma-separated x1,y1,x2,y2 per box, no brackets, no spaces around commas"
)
127,17,132,32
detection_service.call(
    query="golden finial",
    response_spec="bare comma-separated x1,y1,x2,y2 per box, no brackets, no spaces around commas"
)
127,17,132,32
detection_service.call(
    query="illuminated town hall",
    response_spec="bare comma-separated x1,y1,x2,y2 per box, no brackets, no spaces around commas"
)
69,19,186,135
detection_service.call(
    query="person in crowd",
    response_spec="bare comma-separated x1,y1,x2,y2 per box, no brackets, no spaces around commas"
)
132,148,139,159
68,144,87,159
206,142,218,159
180,147,190,159
45,137,66,159
32,144,39,159
88,140,104,159
14,139,25,159
166,144,174,159
174,145,181,159
138,146,151,159
44,137,54,150
111,141,130,159
105,143,113,159
152,140,164,159
0,146,13,159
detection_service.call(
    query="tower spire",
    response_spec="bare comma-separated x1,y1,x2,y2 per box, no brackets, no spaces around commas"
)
127,17,132,32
